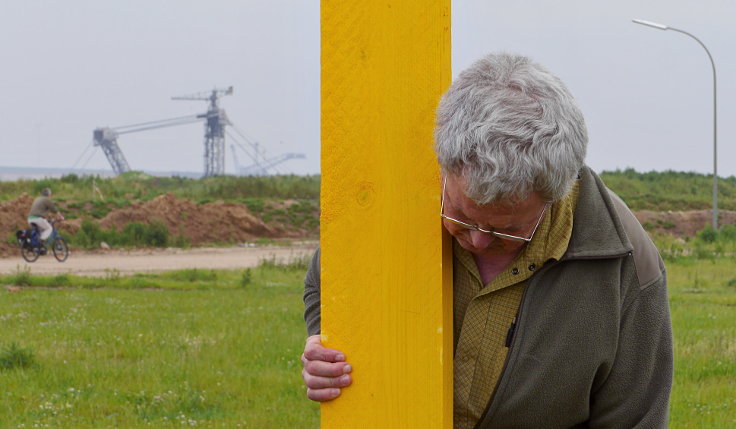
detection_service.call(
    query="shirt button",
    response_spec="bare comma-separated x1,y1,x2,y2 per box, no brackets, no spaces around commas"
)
511,268,519,275
528,264,536,271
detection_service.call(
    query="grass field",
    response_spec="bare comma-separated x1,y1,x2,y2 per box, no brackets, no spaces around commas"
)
0,263,320,428
0,257,734,428
666,258,736,428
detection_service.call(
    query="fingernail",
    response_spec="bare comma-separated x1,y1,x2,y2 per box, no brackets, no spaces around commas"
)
336,353,345,361
340,375,351,384
331,388,341,397
343,364,352,373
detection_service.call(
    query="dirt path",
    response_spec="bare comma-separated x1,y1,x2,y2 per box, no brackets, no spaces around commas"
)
0,242,317,277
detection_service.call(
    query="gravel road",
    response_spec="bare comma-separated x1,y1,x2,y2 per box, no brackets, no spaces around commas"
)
0,242,317,277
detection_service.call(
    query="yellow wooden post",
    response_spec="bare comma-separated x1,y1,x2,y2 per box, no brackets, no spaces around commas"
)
321,1,452,427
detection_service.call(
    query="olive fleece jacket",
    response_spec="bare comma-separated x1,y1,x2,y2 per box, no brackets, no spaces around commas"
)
303,166,673,429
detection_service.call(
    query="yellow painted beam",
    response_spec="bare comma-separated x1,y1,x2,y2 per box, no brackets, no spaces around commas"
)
321,1,452,427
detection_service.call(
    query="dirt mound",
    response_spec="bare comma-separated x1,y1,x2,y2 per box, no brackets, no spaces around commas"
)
0,193,33,229
0,194,34,255
0,193,315,256
98,193,301,245
634,210,736,237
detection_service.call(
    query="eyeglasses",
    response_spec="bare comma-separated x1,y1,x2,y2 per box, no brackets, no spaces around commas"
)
440,178,549,243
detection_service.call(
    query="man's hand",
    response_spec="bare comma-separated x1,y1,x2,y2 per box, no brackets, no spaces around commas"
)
301,335,352,402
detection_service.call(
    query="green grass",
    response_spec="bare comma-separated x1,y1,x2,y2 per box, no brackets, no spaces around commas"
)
0,263,319,428
0,256,733,427
667,258,736,428
0,172,320,203
599,169,736,211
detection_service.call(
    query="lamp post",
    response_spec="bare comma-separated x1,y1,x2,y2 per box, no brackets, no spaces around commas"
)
632,19,718,229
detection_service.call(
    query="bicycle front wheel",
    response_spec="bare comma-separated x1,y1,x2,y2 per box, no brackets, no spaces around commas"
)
52,237,69,262
21,243,40,263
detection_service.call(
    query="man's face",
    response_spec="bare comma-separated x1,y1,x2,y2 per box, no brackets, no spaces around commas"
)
441,175,548,257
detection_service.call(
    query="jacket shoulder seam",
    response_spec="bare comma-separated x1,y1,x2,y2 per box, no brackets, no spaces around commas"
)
606,189,663,287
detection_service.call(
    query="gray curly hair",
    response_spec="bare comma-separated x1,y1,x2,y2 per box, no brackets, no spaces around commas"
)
434,53,588,205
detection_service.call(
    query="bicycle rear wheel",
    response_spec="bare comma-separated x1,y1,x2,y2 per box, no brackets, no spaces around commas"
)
21,244,40,262
52,237,69,262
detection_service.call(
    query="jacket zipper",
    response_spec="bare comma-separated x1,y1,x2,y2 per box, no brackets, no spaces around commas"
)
472,275,533,429
504,316,517,348
472,251,631,428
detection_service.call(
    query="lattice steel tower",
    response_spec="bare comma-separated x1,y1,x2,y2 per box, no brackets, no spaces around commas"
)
173,86,233,177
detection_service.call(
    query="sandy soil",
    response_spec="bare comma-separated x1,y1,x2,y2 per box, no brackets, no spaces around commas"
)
0,242,317,277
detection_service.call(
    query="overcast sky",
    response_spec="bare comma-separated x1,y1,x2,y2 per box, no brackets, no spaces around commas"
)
2,1,734,177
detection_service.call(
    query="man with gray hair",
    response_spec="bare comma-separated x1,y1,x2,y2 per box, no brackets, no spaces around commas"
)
28,187,63,246
301,53,672,428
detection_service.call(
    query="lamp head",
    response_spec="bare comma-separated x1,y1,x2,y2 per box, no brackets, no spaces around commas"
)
632,19,669,30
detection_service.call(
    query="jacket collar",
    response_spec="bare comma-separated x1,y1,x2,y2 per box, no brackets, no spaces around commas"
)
564,166,633,260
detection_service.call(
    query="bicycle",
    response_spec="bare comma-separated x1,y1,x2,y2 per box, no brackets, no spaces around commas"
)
16,218,69,263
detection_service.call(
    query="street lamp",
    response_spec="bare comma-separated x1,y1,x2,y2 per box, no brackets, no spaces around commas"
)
632,19,719,229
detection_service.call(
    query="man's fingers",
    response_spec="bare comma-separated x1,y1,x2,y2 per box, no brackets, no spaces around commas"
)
301,335,352,402
303,360,353,382
307,387,342,402
302,369,352,390
304,336,346,362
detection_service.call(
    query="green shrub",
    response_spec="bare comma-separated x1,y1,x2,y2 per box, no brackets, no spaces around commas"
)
240,268,252,287
122,222,147,245
51,274,71,286
243,198,265,214
31,179,55,196
75,218,105,248
693,244,716,260
697,226,718,244
145,220,169,247
258,254,311,271
71,219,174,249
0,343,36,370
170,232,191,249
10,265,32,286
167,269,217,282
60,173,80,184
104,269,121,283
719,224,736,242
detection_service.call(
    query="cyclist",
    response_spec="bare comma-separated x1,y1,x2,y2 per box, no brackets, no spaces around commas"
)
27,188,64,253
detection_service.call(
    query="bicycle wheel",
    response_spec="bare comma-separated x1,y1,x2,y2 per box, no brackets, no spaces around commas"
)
52,237,69,262
21,243,40,262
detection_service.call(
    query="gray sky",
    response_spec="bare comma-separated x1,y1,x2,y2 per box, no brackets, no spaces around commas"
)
2,1,734,177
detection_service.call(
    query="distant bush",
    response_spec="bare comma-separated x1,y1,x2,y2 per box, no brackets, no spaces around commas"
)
170,232,191,249
720,224,736,241
165,268,218,282
258,254,311,271
600,169,736,211
657,224,736,260
10,265,32,286
70,218,170,248
121,220,169,247
243,198,265,214
696,226,719,244
240,268,253,287
51,274,71,286
0,343,36,370
60,173,80,184
73,218,106,248
90,200,111,219
0,174,320,203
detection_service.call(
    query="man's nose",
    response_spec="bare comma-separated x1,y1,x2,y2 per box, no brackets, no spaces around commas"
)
469,230,494,249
